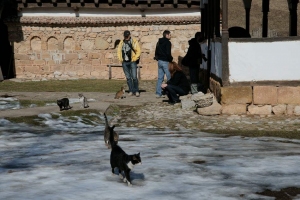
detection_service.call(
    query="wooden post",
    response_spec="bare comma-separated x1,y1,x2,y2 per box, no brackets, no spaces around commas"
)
215,0,221,37
222,0,229,86
288,0,299,36
108,65,112,79
0,66,3,81
245,8,250,33
262,0,269,37
243,0,252,34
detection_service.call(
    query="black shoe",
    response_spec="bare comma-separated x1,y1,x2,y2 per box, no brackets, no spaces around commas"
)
168,100,181,105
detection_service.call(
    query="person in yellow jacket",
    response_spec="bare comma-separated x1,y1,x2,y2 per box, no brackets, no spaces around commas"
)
117,30,141,97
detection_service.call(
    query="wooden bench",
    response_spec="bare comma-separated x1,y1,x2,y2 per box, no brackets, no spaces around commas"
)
106,64,142,80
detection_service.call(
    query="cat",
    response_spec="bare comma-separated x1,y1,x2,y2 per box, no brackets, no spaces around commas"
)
78,93,89,108
104,113,119,149
108,125,141,186
114,87,126,99
57,98,72,111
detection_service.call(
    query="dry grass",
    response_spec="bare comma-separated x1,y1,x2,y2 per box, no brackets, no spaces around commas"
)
228,0,298,37
0,79,125,92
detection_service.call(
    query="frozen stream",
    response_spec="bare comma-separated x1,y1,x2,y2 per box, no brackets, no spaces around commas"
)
1,113,300,200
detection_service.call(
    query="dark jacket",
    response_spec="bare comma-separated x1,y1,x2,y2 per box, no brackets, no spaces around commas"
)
167,71,190,94
184,38,202,67
155,38,173,62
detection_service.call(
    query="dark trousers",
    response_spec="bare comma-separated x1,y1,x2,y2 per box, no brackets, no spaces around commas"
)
163,84,188,102
189,65,200,84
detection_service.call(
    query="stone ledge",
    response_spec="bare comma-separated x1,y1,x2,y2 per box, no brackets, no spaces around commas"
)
221,86,252,104
253,86,277,105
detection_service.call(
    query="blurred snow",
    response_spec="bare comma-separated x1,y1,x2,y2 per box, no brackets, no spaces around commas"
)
0,115,300,200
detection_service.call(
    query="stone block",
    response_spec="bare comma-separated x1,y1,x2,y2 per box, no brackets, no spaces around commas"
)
90,71,100,77
253,86,277,105
74,65,84,71
65,65,75,71
77,71,85,76
91,27,102,32
40,65,50,72
70,60,80,65
295,106,300,116
95,37,109,50
287,105,295,115
80,60,92,65
221,86,252,104
14,54,29,60
81,40,94,50
92,60,100,66
42,53,51,59
278,87,300,104
181,98,195,110
272,104,287,115
24,66,39,73
15,66,24,74
18,60,32,65
88,33,97,38
89,53,100,59
248,105,272,115
221,104,247,115
65,53,78,60
196,99,222,115
51,65,65,72
33,60,45,65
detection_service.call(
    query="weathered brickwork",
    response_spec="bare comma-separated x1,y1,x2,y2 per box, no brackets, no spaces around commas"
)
6,20,200,80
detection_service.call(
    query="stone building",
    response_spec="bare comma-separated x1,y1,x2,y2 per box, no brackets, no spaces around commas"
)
200,0,300,116
3,0,201,80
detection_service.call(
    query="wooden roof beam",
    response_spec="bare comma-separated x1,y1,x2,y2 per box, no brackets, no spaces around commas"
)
173,0,178,8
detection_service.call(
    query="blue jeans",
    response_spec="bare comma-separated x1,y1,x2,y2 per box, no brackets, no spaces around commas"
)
122,61,139,93
156,60,171,96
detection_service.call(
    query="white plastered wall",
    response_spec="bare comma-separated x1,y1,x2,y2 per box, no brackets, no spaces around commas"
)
228,40,300,82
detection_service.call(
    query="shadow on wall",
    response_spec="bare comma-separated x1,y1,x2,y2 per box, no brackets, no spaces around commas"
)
228,26,251,38
114,39,121,49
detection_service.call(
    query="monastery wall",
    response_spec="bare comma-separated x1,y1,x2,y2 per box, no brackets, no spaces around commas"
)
6,17,200,80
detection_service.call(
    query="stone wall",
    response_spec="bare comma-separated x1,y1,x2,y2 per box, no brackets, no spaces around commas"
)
6,17,200,80
221,86,300,115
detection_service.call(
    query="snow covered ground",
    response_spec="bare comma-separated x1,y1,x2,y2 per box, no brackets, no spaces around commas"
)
1,113,300,200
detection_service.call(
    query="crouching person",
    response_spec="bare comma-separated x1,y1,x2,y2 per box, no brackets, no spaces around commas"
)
161,62,190,105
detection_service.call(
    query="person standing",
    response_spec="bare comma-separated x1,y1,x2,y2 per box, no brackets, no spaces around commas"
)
161,62,190,105
154,30,173,98
117,30,141,97
184,32,207,94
